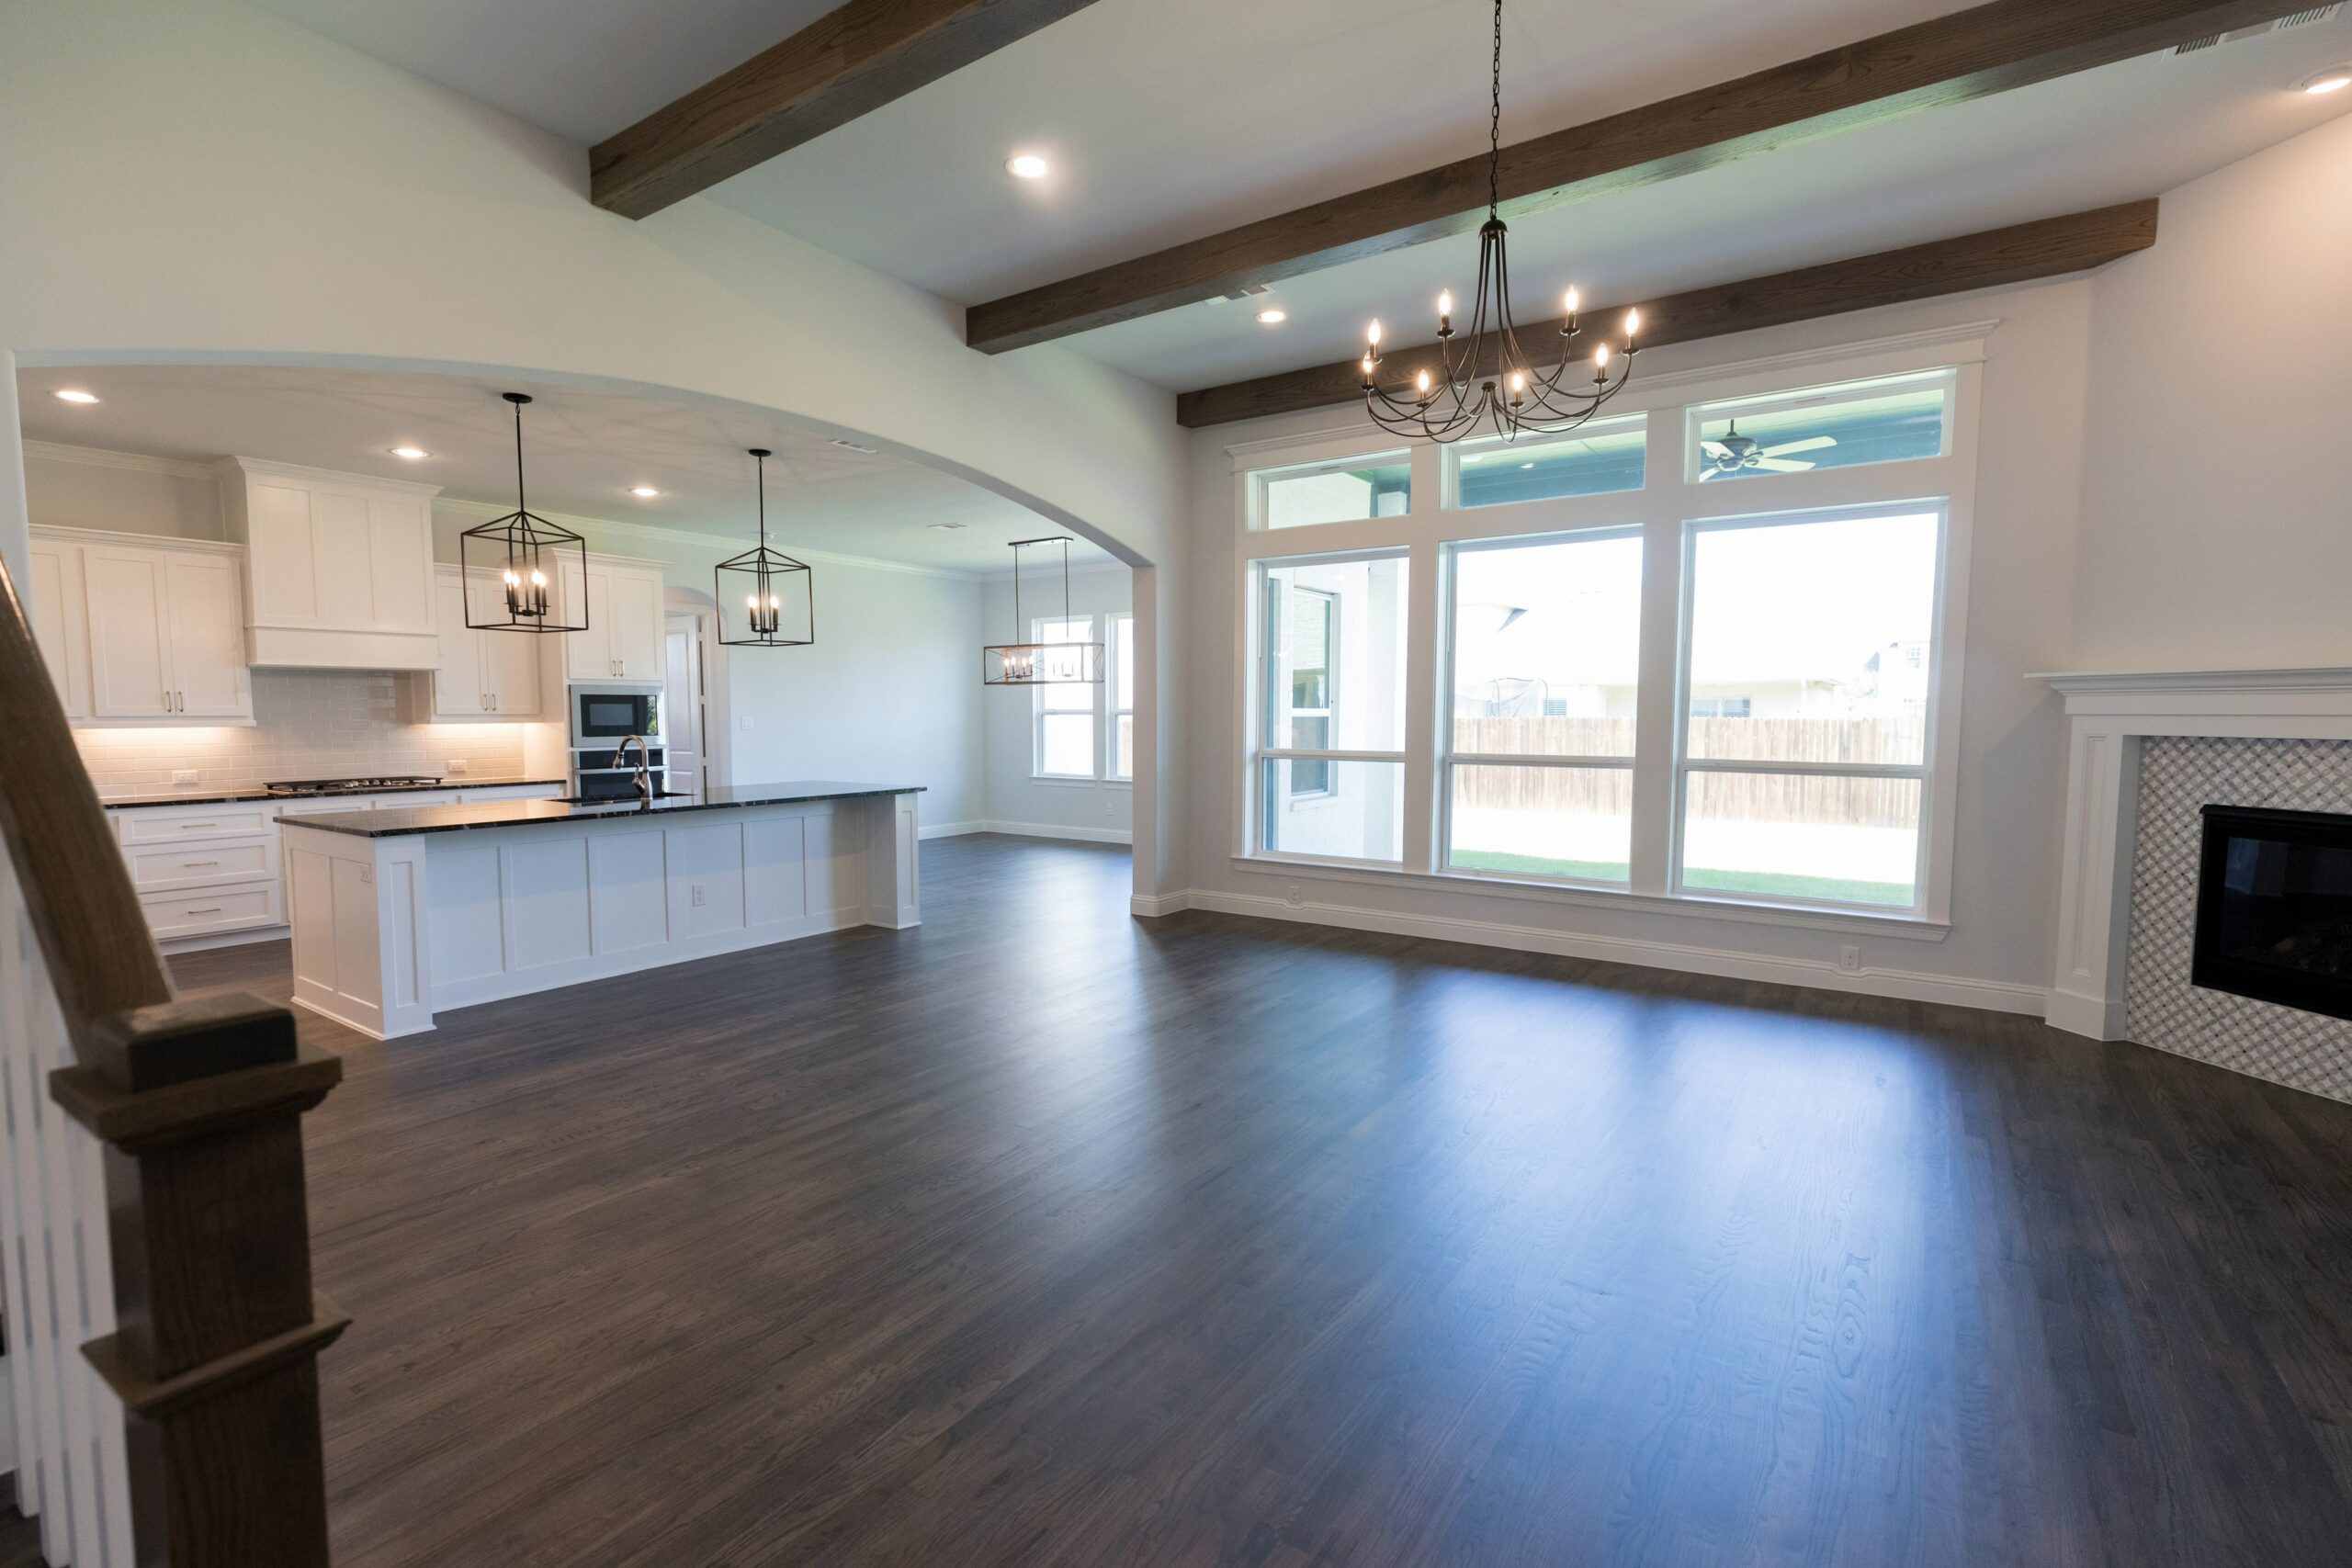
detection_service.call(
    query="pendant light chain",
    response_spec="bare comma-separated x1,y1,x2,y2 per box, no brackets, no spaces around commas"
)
1358,0,1645,445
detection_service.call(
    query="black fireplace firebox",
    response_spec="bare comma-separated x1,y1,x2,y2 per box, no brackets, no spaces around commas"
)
2193,805,2352,1021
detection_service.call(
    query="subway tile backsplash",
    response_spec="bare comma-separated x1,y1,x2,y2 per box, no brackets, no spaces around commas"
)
75,670,529,798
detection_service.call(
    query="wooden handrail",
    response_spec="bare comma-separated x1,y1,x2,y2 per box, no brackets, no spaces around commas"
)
0,550,345,1565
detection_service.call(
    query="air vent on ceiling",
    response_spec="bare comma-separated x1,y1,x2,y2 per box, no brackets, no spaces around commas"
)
2175,5,2342,54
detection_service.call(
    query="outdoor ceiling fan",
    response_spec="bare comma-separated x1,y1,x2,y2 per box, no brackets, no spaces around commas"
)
1698,422,1836,479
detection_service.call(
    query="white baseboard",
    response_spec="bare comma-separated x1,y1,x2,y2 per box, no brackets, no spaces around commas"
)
2044,984,2128,1040
1183,888,2049,1016
975,820,1134,846
160,923,288,955
1129,891,1193,917
919,820,989,840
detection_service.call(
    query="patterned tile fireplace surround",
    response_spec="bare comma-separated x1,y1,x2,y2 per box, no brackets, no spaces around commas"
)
2043,669,2352,1105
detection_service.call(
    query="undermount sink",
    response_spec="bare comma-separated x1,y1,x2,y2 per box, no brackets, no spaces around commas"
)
553,792,694,806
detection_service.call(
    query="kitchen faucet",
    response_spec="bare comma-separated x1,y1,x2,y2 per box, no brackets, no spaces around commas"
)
611,734,653,803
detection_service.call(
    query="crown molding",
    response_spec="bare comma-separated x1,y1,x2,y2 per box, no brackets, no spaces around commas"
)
21,439,218,482
2032,667,2352,720
220,455,443,499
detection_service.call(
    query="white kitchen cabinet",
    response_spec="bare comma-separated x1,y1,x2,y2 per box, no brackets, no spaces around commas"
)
561,556,665,683
424,568,544,719
220,457,441,670
26,533,89,717
77,536,254,722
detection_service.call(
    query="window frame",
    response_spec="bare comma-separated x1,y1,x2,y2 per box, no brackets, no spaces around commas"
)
1668,500,1954,917
1226,323,1984,931
1438,524,1644,889
1030,614,1100,782
1686,369,1956,489
1245,547,1412,867
1107,611,1136,784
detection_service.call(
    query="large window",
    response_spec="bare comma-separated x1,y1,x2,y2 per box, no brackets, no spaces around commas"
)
1254,552,1409,863
1109,613,1135,782
1033,616,1095,779
1231,348,1976,926
1676,506,1943,909
1443,530,1643,884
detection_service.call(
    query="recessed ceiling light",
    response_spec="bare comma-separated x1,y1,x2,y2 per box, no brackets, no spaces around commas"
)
1520,461,1534,469
628,485,661,498
2301,65,2352,94
389,446,429,461
1256,308,1288,325
52,389,98,405
831,438,878,454
929,522,968,532
1006,153,1050,180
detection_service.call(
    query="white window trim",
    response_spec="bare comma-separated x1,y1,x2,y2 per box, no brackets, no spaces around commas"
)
1226,325,1985,932
1031,614,1101,783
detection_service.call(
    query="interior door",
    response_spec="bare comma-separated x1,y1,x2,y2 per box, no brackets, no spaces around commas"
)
662,617,704,800
611,571,662,681
83,546,174,716
164,553,248,716
432,572,485,716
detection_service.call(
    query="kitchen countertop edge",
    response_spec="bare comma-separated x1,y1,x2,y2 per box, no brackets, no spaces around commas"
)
276,783,927,839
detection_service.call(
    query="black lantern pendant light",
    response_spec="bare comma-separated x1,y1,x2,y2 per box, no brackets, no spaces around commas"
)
716,448,813,648
982,536,1102,685
460,392,589,633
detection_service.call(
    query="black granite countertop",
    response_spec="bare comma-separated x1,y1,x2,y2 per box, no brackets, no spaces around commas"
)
275,782,924,839
101,779,569,810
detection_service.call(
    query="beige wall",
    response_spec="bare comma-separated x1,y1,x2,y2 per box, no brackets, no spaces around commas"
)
2073,112,2352,671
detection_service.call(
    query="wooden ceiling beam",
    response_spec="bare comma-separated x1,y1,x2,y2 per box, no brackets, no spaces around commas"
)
1174,200,2158,428
969,0,2303,353
593,0,1104,220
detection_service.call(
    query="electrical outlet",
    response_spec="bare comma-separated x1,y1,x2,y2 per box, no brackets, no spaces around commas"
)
1284,882,1305,909
1105,795,1116,817
691,883,707,908
171,769,199,786
447,758,468,775
1837,944,1861,975
740,715,754,730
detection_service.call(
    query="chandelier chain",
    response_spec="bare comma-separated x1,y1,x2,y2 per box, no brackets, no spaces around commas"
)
1488,0,1502,218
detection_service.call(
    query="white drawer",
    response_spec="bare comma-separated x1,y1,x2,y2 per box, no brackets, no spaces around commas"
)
123,837,277,894
139,884,280,940
115,803,276,845
275,797,372,818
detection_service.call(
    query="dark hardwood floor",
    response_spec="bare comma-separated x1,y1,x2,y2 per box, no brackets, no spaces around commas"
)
136,834,2352,1566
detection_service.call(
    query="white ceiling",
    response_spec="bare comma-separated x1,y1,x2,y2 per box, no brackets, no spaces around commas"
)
15,365,1104,574
242,0,2352,395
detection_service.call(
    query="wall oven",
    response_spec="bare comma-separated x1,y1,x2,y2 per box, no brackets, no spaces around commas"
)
571,746,667,801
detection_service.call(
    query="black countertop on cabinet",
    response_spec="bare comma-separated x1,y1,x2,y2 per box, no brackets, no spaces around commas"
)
275,782,924,839
101,779,569,810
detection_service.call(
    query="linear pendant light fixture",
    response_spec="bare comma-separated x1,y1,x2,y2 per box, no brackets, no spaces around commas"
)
1360,0,1642,444
982,536,1102,685
460,392,589,633
717,447,814,647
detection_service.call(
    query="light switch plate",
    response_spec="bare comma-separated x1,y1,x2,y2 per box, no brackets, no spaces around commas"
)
740,716,754,730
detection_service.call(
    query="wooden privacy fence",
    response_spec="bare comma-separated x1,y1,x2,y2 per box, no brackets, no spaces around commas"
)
0,549,345,1566
1454,716,1923,828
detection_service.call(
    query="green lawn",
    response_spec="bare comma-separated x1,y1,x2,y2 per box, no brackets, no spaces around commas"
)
1448,849,1912,907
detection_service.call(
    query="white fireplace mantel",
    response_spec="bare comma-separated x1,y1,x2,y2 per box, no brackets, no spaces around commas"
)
2034,667,2352,1040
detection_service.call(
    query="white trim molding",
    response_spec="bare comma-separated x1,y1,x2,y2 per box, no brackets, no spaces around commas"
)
2035,667,2352,1039
1185,888,2043,1015
21,439,219,482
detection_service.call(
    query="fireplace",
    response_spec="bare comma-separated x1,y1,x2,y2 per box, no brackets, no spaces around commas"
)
2193,804,2352,1021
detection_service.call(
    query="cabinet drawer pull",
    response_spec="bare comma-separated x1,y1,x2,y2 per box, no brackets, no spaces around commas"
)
184,906,223,916
177,822,219,831
184,860,220,868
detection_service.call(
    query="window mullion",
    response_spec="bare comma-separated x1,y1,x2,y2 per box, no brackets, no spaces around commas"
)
1401,537,1441,874
1626,483,1686,897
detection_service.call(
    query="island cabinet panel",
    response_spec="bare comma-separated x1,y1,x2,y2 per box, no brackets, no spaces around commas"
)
426,845,506,987
744,816,810,928
668,821,748,940
589,830,671,955
504,839,594,974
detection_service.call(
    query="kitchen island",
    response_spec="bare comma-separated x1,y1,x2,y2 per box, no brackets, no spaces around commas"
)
277,782,922,1038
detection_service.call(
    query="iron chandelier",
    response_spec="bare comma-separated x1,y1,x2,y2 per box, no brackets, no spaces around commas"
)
459,392,589,633
716,448,814,648
982,536,1102,685
1358,0,1644,444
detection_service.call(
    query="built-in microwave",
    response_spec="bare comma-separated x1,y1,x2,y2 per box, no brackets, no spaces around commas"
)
571,687,661,743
